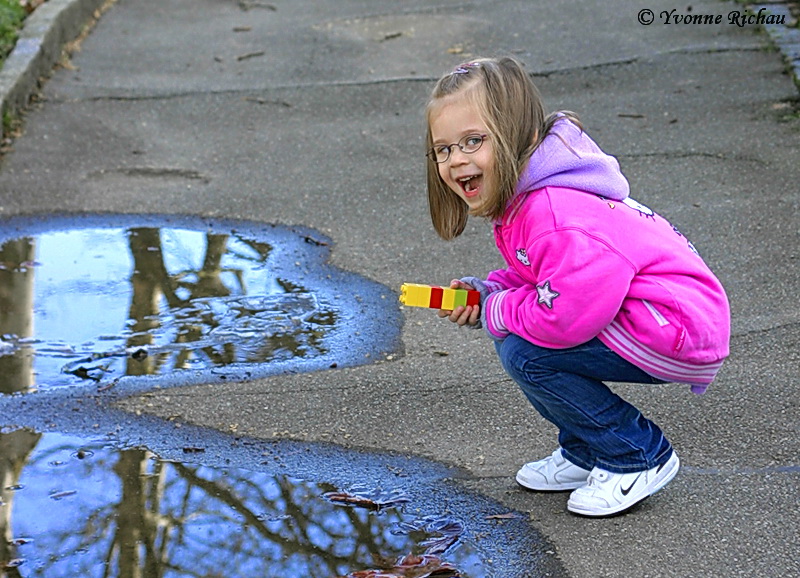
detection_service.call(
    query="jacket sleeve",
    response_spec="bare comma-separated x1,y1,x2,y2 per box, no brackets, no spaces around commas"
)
483,229,636,347
485,267,528,291
459,266,528,304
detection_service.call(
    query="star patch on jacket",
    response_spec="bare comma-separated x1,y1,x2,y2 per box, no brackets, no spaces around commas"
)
516,248,530,266
536,281,560,309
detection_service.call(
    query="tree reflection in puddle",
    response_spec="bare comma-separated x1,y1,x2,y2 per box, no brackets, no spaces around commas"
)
1,430,481,577
0,215,399,393
0,216,563,576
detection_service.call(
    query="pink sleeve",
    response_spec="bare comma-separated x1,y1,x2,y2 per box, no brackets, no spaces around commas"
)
485,267,528,291
483,230,635,347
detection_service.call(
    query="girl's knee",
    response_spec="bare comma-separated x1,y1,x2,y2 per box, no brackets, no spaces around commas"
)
494,334,521,372
495,335,552,379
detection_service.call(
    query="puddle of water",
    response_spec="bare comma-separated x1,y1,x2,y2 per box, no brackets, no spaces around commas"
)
0,215,399,393
0,215,564,577
0,430,483,577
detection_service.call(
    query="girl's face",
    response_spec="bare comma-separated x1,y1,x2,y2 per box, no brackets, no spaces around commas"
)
429,96,493,211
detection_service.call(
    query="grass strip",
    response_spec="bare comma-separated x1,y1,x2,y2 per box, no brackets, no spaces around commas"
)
0,0,28,64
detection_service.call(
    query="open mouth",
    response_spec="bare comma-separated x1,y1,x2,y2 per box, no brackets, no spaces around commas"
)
458,175,482,197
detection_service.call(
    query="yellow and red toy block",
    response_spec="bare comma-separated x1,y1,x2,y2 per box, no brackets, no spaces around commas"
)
399,283,480,310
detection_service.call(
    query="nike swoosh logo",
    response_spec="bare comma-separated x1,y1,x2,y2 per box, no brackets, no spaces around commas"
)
621,473,642,496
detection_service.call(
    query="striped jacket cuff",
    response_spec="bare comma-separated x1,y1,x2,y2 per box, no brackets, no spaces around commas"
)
483,290,510,340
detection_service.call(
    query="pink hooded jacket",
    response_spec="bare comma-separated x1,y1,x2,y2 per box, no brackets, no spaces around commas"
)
474,119,730,393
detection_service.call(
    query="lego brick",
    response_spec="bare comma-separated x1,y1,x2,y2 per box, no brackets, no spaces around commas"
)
440,288,457,310
452,289,468,308
429,286,443,309
409,284,431,307
399,283,481,310
399,283,432,307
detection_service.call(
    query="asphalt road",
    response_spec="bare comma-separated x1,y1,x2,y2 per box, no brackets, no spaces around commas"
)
1,0,799,576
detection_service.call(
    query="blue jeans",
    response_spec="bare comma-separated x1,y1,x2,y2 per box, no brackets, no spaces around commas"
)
495,335,673,474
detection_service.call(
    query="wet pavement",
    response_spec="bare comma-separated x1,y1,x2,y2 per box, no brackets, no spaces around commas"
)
0,212,561,575
1,0,800,577
1,429,547,577
0,213,400,392
0,212,548,575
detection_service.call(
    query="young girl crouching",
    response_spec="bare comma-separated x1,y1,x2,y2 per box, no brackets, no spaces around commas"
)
424,56,730,517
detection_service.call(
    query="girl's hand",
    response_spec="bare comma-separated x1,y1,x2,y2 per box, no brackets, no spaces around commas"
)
437,279,481,326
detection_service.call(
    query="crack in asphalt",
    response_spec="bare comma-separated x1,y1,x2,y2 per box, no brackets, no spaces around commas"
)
617,151,769,166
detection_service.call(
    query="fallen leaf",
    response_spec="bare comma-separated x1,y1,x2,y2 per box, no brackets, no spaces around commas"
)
237,51,265,61
486,512,521,520
49,490,77,500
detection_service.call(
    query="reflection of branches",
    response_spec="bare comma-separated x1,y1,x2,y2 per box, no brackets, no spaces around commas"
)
12,442,471,577
183,234,235,298
140,462,413,576
123,228,335,377
172,462,285,543
127,228,244,375
170,464,376,577
43,226,336,386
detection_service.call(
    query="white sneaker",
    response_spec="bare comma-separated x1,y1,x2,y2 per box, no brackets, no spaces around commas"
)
567,451,680,517
516,448,592,491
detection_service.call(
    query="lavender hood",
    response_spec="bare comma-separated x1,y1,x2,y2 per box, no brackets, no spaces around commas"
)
515,117,629,201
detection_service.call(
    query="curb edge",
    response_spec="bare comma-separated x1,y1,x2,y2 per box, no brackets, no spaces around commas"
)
0,0,108,123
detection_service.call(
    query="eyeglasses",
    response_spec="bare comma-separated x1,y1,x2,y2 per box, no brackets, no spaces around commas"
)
426,133,489,164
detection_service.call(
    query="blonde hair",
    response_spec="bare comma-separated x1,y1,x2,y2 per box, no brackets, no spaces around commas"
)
425,56,581,240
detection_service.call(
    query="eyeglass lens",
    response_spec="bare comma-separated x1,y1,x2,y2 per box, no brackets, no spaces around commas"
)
429,134,485,163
